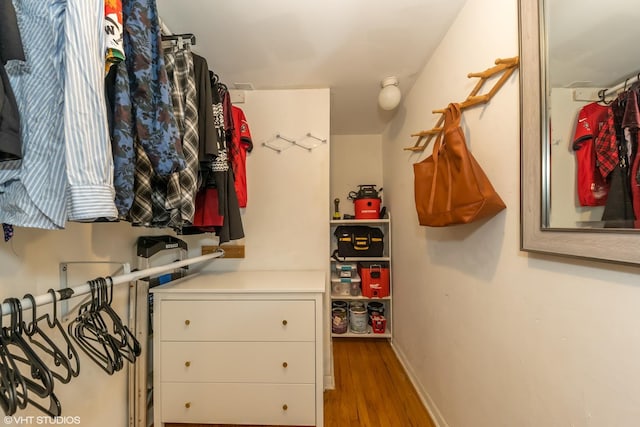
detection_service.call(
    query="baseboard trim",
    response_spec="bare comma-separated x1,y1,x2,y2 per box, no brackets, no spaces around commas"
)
390,342,449,427
324,374,335,390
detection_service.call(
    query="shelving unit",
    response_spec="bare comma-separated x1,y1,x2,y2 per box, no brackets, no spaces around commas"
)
329,214,392,339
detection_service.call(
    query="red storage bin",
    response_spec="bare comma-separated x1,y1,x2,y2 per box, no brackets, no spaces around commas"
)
358,262,389,298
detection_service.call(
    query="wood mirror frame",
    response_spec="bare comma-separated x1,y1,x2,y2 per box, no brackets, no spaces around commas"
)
519,0,640,266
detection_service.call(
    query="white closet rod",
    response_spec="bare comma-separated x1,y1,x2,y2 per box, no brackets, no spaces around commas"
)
0,249,225,316
602,72,640,97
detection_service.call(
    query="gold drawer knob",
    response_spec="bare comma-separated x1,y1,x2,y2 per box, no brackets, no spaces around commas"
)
185,402,191,409
282,320,288,326
282,404,288,411
282,362,288,368
185,361,191,367
184,319,191,326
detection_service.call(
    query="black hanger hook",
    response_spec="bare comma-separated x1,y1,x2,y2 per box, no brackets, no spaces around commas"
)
46,289,58,329
23,294,37,336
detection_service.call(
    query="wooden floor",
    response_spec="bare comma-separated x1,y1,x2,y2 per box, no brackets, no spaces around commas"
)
166,338,435,427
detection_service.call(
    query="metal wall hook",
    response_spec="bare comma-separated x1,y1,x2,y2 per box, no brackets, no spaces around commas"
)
261,134,297,153
306,132,327,143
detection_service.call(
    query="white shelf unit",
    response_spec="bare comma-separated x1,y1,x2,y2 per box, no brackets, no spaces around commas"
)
329,214,392,339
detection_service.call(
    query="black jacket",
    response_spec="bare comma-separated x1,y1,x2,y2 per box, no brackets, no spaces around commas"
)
0,0,25,161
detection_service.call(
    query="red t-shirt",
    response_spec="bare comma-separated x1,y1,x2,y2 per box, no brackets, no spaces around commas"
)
573,102,610,206
230,106,253,208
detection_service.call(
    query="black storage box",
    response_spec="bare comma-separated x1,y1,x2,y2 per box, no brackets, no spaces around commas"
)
333,226,384,258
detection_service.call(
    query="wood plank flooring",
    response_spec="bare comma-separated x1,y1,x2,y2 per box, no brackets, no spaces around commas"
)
166,338,435,427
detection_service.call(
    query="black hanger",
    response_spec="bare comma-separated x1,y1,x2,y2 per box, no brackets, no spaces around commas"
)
97,277,140,364
2,298,61,417
0,301,22,415
598,89,613,105
23,292,80,384
68,280,120,375
161,33,196,47
629,73,640,92
209,70,219,85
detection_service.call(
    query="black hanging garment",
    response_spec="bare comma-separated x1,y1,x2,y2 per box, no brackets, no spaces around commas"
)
180,71,244,242
192,53,217,159
602,97,635,226
0,0,25,161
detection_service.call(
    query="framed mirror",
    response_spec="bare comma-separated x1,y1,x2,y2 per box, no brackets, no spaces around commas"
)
519,0,640,265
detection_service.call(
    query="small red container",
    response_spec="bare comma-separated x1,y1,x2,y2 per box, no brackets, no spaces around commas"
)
359,262,390,298
354,198,381,219
371,314,387,334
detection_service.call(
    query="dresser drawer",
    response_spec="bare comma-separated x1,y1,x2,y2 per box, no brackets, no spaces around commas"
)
161,382,316,425
159,299,315,341
160,341,315,383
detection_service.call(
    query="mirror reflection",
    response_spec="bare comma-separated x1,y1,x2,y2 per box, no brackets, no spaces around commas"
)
545,0,640,229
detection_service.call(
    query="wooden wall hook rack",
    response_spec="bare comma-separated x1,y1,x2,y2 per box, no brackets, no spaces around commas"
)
404,56,519,152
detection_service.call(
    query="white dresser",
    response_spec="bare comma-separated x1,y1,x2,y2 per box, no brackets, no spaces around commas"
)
150,270,325,427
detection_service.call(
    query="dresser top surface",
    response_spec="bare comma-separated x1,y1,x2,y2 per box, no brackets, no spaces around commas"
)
150,270,326,294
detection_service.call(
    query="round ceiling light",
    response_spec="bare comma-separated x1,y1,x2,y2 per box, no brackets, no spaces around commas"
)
378,76,401,111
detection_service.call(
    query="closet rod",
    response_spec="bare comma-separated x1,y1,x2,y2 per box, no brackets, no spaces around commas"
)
0,249,225,316
601,72,640,98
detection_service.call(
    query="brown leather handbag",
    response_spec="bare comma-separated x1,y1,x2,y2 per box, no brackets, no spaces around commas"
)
413,103,506,226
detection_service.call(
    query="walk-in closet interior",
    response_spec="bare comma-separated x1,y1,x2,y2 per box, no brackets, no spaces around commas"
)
1,0,640,426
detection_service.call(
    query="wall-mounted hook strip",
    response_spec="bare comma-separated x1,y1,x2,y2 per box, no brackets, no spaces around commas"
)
405,56,519,152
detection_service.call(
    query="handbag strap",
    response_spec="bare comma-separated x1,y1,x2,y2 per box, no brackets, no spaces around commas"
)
427,105,454,213
445,103,462,131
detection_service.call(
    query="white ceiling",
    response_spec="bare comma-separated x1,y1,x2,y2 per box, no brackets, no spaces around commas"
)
155,0,467,135
548,0,640,89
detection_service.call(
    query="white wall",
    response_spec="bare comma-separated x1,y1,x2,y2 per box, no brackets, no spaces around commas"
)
383,0,640,426
196,89,331,272
330,134,383,218
0,89,330,426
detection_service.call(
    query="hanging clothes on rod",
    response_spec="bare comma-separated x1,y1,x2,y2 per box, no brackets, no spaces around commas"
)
180,71,246,242
571,70,640,227
126,32,201,230
112,0,186,221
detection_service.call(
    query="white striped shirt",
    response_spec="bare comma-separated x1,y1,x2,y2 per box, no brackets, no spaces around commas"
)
64,0,117,221
0,0,68,229
0,0,117,229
